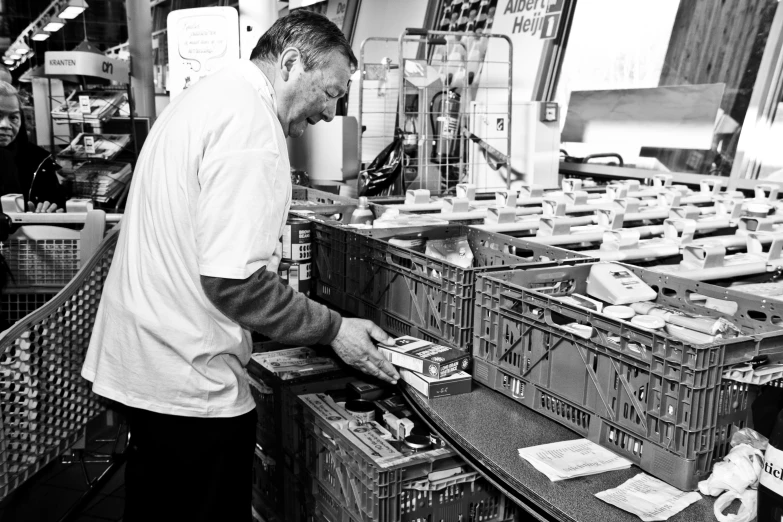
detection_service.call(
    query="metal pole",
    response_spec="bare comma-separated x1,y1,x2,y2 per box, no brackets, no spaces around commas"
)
126,0,155,121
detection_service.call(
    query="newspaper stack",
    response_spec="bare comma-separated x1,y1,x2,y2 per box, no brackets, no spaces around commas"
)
51,91,126,124
61,161,132,203
59,133,131,161
518,439,632,481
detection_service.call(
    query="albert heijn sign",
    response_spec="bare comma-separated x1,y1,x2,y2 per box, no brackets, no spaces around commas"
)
502,0,564,40
44,51,129,83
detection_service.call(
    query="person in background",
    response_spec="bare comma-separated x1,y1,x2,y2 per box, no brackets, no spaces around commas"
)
0,81,65,212
81,11,399,522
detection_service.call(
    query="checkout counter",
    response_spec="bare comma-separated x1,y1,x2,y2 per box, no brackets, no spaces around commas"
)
400,385,718,522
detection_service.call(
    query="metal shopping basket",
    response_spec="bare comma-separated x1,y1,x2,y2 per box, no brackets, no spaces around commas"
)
0,216,119,501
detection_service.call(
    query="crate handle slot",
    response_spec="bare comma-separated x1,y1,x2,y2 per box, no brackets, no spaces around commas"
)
544,307,588,328
385,251,441,283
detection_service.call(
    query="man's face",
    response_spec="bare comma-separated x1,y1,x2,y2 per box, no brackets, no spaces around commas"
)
0,94,21,147
277,50,352,138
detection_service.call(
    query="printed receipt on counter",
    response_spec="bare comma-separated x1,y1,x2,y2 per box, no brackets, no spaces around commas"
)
595,473,702,521
517,439,632,481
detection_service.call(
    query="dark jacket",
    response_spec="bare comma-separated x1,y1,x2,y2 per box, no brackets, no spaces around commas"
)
0,116,66,210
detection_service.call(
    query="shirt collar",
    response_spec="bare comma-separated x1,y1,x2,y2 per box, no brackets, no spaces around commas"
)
234,59,277,112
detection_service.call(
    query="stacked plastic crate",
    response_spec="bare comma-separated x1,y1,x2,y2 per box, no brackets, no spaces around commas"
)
247,348,354,522
299,392,520,522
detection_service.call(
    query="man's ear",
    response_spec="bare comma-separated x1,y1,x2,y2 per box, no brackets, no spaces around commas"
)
278,47,301,82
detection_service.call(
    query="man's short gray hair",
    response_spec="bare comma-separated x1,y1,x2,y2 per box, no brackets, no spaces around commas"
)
250,10,357,71
0,81,18,97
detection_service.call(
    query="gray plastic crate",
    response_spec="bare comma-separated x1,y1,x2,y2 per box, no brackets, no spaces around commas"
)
354,225,593,350
472,262,783,490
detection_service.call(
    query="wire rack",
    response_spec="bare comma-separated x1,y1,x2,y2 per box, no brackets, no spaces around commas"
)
355,28,512,196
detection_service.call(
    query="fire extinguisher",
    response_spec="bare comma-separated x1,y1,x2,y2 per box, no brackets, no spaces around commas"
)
431,89,461,163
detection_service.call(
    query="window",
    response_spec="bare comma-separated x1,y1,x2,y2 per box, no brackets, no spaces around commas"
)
555,0,779,177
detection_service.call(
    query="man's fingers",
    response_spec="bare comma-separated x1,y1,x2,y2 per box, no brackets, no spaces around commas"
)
366,349,399,381
35,202,43,213
47,203,58,212
26,201,34,212
376,357,400,382
359,360,397,384
366,322,394,345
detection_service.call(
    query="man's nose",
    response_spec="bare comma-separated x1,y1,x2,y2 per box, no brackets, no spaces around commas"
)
0,116,11,129
321,101,337,123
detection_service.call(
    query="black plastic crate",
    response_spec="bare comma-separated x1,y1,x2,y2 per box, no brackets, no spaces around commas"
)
298,205,412,296
247,355,353,460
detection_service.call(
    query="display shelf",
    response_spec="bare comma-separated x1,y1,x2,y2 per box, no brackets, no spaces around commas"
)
47,83,139,210
401,385,717,522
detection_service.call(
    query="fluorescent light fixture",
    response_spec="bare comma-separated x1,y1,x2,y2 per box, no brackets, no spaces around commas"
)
32,30,50,41
3,59,14,66
58,0,89,20
15,43,30,53
43,18,65,32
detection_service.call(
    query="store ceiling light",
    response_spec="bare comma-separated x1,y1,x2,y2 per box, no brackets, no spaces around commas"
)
31,30,50,41
3,59,15,66
58,0,89,20
43,18,65,32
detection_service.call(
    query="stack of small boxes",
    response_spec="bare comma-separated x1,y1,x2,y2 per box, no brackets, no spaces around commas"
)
378,335,473,398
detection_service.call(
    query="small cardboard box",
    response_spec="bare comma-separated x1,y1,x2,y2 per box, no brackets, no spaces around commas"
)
400,370,472,398
378,336,471,379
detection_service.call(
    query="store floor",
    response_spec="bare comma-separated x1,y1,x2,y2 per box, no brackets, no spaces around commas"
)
0,412,127,522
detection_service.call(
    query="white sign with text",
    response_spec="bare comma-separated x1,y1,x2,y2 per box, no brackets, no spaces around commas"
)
167,7,240,99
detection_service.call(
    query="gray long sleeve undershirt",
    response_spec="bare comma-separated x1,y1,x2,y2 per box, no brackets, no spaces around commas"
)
201,266,342,346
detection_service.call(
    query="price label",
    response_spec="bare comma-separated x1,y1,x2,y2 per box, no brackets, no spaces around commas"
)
83,136,96,155
78,95,91,114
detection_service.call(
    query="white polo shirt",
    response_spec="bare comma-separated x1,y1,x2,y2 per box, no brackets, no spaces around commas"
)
82,60,291,417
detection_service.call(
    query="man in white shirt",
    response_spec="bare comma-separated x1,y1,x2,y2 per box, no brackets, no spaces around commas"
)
82,11,399,522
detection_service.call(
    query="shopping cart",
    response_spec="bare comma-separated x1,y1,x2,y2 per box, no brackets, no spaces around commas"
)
0,202,121,329
0,214,120,501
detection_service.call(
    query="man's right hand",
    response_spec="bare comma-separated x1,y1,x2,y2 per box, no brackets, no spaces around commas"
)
330,318,400,384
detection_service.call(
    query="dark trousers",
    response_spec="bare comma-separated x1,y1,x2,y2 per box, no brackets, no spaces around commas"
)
123,406,257,522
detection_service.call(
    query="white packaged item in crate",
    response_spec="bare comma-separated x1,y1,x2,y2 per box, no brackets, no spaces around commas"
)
586,263,657,305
